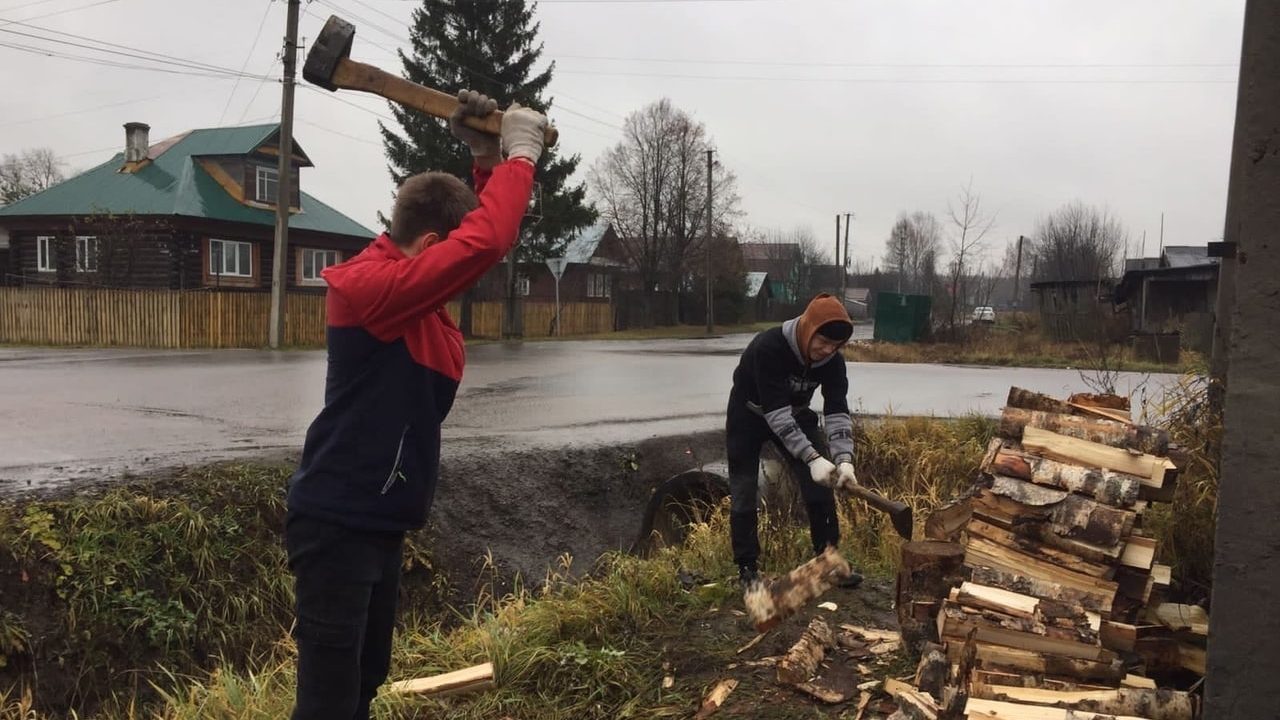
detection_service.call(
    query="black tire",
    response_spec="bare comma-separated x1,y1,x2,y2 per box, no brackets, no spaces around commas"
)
633,470,730,554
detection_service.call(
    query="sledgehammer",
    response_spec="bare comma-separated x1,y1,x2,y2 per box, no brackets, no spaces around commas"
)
303,14,559,147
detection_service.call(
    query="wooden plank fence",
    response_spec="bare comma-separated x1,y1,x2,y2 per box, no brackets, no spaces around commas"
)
0,287,615,348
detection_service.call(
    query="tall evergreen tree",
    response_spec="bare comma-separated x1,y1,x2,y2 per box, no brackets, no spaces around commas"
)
380,0,594,259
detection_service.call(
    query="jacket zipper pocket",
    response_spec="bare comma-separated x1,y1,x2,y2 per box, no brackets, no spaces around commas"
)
380,425,410,495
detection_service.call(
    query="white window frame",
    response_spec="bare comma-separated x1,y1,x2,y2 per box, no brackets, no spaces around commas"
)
36,235,55,272
517,274,531,297
255,165,279,204
301,247,339,284
75,235,98,273
209,238,253,278
587,272,612,299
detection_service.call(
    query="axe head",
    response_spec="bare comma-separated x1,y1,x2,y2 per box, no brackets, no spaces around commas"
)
889,503,914,541
303,15,356,91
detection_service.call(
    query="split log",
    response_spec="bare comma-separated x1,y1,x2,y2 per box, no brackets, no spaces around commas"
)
986,447,1142,508
1133,637,1206,676
885,678,939,720
1068,391,1131,412
1151,564,1172,587
746,545,852,631
1100,621,1164,653
693,678,738,719
894,541,966,654
1122,674,1157,690
386,662,495,697
971,683,1197,720
972,670,1114,692
945,642,1124,684
913,643,950,702
964,518,1114,578
1148,603,1209,637
936,601,1113,662
1115,567,1156,606
1008,386,1076,414
1121,536,1157,571
1069,402,1133,424
987,476,1136,547
967,696,1158,720
924,499,974,542
965,539,1119,614
1021,427,1170,489
970,494,1131,566
953,581,1100,642
999,406,1169,456
776,617,834,685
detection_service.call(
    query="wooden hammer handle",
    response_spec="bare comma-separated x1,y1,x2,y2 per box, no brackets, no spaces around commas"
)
330,57,559,147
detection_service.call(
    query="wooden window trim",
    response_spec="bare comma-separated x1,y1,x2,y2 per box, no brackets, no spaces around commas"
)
75,235,98,273
202,237,260,288
296,247,340,287
36,235,55,273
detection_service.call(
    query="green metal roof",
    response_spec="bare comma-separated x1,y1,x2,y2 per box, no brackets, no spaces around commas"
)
0,123,373,239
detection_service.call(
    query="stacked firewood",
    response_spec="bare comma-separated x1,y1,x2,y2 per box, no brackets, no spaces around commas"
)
888,386,1206,720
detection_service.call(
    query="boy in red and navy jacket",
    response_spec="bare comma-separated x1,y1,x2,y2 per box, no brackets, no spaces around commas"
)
284,90,547,720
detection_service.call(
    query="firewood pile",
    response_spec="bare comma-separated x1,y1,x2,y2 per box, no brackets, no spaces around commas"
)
887,386,1207,720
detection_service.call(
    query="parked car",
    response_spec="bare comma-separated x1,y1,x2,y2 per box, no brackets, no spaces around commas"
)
971,306,996,324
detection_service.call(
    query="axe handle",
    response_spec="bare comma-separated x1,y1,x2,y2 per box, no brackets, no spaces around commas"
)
330,57,560,147
844,483,905,515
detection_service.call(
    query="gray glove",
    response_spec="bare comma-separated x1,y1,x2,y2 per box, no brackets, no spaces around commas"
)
449,90,500,162
501,102,548,165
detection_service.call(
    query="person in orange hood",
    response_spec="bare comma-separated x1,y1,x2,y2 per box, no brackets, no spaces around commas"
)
725,293,861,590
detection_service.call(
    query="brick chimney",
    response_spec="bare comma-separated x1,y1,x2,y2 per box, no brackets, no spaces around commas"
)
123,122,150,162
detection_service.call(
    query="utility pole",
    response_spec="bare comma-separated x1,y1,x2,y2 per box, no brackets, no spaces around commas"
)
268,0,300,349
842,212,853,298
1013,235,1025,308
705,148,714,334
834,214,841,280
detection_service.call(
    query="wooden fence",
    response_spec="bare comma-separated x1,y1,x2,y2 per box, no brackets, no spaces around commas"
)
0,287,615,348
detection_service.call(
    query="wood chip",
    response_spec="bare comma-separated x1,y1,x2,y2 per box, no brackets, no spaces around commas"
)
853,691,871,720
818,601,839,611
662,675,674,689
736,633,766,655
693,678,738,719
857,680,881,691
839,624,900,644
795,681,854,704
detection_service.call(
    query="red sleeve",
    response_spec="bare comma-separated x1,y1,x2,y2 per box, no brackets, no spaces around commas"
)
332,160,533,339
473,162,493,194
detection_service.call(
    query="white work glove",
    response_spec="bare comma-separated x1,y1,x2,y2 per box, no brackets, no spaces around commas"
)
835,462,857,492
449,90,501,163
501,102,548,165
808,456,837,488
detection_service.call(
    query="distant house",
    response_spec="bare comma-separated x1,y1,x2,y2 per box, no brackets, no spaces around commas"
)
0,122,373,291
472,221,629,304
1113,245,1220,354
741,242,800,302
1030,279,1122,342
744,271,773,322
843,287,871,320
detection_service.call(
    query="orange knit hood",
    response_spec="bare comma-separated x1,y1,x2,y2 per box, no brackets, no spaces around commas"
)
795,293,853,363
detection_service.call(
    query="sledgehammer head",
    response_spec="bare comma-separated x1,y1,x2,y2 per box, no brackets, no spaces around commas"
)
303,15,356,91
745,546,853,632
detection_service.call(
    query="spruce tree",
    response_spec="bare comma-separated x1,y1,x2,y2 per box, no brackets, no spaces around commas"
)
380,0,594,259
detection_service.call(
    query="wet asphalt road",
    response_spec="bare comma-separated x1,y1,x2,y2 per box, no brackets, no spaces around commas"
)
0,332,1175,493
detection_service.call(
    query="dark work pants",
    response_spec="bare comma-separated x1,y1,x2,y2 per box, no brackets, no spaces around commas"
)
286,513,404,720
726,400,839,572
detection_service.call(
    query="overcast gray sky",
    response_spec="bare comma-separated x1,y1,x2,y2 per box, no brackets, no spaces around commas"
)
1,0,1245,268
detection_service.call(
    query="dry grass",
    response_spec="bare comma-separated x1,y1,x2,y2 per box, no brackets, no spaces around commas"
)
846,325,1193,374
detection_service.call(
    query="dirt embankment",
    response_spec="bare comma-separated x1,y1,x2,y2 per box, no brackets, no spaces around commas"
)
426,429,726,598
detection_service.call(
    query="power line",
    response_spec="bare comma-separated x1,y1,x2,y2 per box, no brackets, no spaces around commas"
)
238,55,282,124
218,0,276,126
302,83,395,122
555,53,1239,70
0,39,260,79
297,118,381,145
0,15,269,77
0,91,175,128
554,68,1237,85
0,0,120,25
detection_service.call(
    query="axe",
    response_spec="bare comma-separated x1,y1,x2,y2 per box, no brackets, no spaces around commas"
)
840,480,913,540
303,15,559,147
